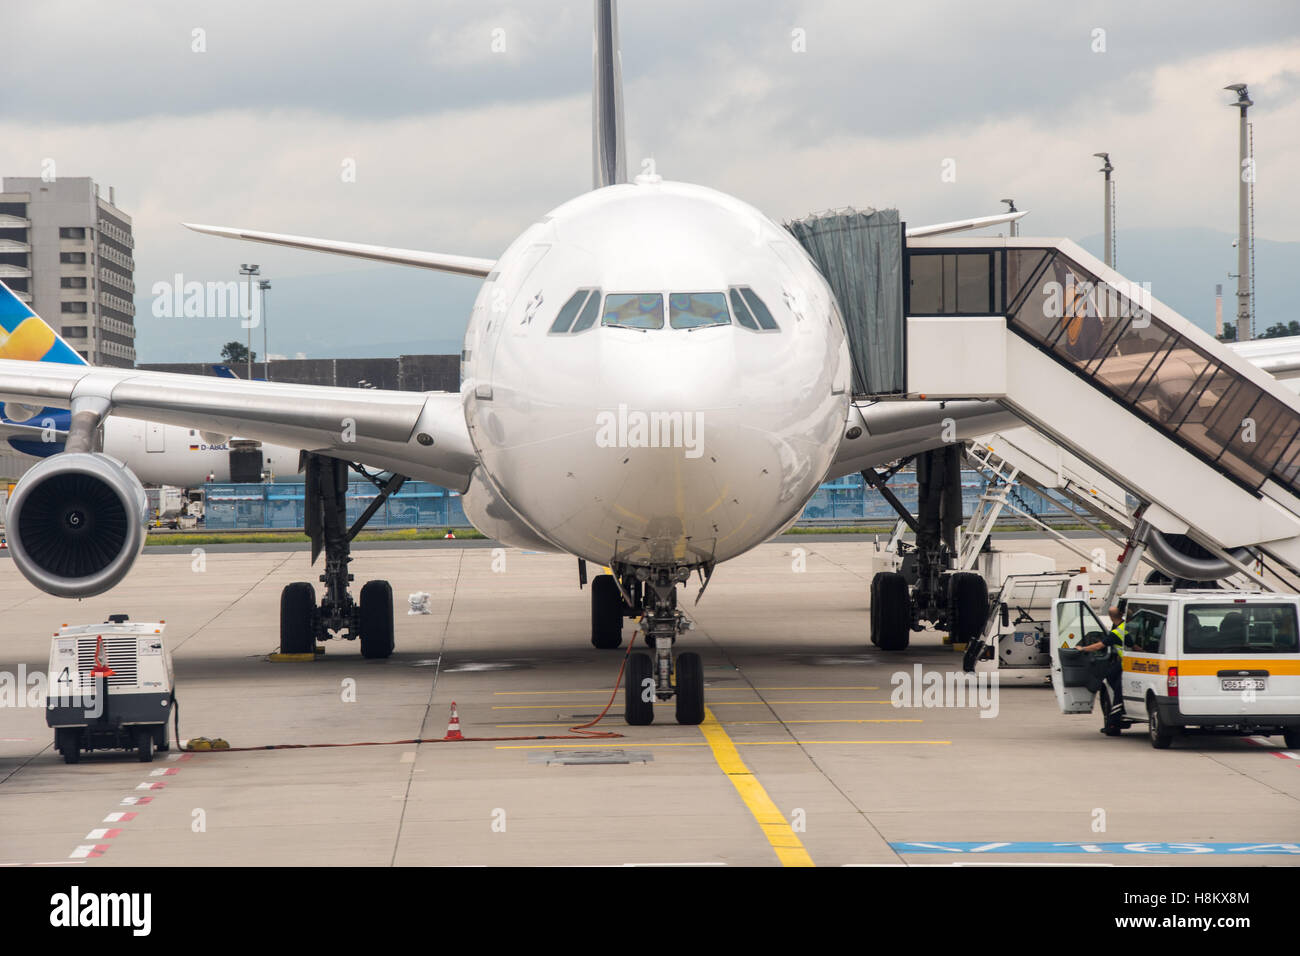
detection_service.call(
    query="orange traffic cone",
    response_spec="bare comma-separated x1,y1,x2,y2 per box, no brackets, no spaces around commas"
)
444,702,465,740
90,635,115,678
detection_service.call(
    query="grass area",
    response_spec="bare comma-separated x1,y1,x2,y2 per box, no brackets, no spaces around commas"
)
146,527,485,546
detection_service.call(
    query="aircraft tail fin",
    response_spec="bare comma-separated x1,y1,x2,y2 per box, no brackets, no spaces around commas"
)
592,0,627,188
0,280,90,366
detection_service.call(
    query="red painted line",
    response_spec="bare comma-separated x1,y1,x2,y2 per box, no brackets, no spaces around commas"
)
149,767,178,776
134,782,165,790
120,796,153,806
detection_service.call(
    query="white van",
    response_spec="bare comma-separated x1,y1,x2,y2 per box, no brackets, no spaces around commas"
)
1050,591,1300,749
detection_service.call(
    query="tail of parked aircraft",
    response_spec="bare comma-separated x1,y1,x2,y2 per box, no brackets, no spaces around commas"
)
592,0,627,189
0,280,90,366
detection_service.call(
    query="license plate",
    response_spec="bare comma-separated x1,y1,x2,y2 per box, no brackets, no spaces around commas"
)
1220,678,1265,692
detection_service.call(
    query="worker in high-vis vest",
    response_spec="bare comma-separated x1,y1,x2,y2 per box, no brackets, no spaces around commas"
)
1078,605,1126,728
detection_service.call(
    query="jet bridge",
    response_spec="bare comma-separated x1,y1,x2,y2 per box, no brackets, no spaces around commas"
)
905,236,1300,583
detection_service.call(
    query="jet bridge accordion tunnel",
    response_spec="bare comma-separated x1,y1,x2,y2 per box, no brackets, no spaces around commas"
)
785,207,906,399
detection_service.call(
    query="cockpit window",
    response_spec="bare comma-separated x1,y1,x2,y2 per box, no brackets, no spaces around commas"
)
669,292,730,330
570,289,602,332
729,289,759,330
739,287,779,330
602,293,664,330
729,287,778,331
549,290,592,334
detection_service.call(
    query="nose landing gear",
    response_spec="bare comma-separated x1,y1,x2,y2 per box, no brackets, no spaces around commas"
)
596,564,706,726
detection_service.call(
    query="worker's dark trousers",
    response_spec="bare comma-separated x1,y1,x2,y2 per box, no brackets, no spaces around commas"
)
1105,659,1124,714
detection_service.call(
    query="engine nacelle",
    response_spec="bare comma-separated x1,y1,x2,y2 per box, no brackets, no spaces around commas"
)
7,453,149,598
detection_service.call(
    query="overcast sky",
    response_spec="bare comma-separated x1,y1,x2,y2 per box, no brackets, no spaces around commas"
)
2,0,1297,361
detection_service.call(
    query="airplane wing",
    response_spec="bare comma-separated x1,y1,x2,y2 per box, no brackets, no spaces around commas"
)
183,223,496,278
828,399,1020,479
0,360,479,491
905,211,1027,239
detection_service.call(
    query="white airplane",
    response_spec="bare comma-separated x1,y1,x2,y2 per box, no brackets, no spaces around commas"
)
0,0,1025,724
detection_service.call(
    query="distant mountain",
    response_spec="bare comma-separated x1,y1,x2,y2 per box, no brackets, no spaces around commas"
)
134,265,478,363
1077,228,1299,336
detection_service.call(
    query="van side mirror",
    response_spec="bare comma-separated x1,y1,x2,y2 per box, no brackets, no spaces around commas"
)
1000,603,1009,627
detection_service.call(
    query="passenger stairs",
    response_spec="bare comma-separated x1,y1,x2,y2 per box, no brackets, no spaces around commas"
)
904,236,1300,582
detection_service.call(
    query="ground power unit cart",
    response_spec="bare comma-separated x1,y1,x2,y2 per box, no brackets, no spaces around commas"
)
45,616,174,763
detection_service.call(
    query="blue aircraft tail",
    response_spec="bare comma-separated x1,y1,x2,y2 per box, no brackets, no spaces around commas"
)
0,280,91,366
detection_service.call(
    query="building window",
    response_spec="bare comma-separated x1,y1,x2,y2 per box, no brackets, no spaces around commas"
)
61,326,88,338
59,227,86,239
59,252,86,264
60,301,88,313
60,276,88,289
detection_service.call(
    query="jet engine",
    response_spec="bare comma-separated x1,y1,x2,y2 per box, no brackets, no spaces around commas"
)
6,453,149,598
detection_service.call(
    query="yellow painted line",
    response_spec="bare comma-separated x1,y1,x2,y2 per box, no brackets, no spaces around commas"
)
739,740,950,746
496,742,711,749
490,703,628,710
708,700,894,705
494,739,946,750
697,708,814,867
489,699,892,710
722,719,922,725
493,690,618,696
753,686,880,691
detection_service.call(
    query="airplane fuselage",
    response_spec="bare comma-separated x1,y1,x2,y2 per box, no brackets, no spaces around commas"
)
461,178,851,568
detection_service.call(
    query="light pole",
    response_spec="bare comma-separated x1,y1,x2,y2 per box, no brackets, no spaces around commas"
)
1225,83,1253,341
1000,198,1018,237
258,279,271,381
1092,152,1113,268
239,263,260,378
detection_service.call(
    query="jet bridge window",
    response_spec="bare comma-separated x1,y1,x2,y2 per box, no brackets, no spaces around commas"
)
907,251,1000,315
602,293,664,330
729,287,779,331
669,292,730,330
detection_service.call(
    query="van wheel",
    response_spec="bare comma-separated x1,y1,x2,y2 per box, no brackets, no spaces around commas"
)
1284,728,1300,749
1147,699,1174,749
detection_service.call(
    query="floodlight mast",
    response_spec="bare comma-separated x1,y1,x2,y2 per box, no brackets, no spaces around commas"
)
1092,153,1114,268
1226,83,1253,341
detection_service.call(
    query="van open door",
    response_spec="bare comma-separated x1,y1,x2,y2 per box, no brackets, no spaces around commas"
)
1049,598,1110,714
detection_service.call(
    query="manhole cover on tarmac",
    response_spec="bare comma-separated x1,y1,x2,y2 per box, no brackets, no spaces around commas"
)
530,749,654,765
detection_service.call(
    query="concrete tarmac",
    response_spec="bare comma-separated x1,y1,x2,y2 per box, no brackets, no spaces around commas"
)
1,538,1297,866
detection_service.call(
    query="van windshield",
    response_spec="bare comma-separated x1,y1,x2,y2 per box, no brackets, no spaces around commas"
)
1183,603,1300,654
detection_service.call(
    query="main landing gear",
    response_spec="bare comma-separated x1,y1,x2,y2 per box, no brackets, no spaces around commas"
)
278,454,400,659
588,563,707,726
868,446,989,652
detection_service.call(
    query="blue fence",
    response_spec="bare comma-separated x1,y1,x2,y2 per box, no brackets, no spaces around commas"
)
203,480,467,531
203,471,1084,531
